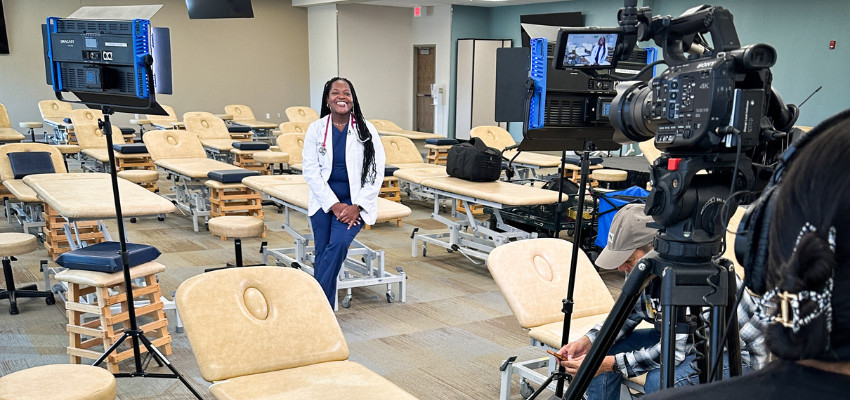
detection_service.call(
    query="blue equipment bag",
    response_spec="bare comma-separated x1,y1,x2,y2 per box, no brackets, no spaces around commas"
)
595,186,650,248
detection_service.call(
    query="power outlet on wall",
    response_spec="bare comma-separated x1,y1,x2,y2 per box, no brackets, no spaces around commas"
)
266,113,271,119
277,113,281,119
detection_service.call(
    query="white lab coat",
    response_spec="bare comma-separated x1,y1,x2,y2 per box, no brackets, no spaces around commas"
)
303,115,386,225
588,44,610,66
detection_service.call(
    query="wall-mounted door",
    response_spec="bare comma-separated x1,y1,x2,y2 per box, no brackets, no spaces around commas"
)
414,46,435,133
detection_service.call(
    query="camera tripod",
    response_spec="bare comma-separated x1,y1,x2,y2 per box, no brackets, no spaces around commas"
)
557,153,747,399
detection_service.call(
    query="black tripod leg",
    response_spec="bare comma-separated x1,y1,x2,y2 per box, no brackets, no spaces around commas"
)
526,370,561,400
138,335,204,400
709,303,726,381
659,266,678,389
93,332,130,367
565,261,655,400
723,267,743,378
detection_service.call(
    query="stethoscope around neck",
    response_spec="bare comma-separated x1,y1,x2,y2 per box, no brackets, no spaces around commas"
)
318,113,364,155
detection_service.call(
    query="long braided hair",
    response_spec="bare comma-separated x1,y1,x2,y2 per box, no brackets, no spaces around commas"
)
320,77,377,187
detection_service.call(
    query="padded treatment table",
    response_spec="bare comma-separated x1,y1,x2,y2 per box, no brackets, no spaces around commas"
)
275,133,305,173
488,239,649,399
0,143,70,234
144,129,253,231
38,100,75,144
371,119,443,140
147,105,182,130
394,168,563,262
0,128,25,143
24,173,175,240
72,117,154,173
155,158,243,231
242,178,409,310
23,173,179,327
285,106,319,123
225,105,278,138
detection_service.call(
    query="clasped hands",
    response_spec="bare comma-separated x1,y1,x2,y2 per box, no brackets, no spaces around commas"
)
330,202,361,229
555,336,616,377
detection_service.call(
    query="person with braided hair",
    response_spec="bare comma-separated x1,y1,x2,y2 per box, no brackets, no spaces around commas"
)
646,112,850,399
303,77,385,307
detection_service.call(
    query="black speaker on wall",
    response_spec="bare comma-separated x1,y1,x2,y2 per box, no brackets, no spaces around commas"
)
0,0,10,54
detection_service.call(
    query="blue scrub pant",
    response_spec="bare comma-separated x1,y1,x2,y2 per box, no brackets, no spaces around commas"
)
310,208,362,306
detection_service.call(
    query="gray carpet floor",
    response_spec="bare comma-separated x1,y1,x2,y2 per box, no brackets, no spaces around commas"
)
0,158,628,400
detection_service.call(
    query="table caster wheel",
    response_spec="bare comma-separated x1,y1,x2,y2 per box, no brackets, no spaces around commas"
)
520,378,534,399
341,295,352,309
157,216,164,221
386,291,395,303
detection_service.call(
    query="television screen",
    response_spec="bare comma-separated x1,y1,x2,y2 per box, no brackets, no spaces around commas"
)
186,0,254,19
0,0,10,54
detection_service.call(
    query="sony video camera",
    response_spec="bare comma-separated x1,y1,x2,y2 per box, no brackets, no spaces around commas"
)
552,4,798,156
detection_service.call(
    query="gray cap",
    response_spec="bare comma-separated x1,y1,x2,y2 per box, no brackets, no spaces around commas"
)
595,204,656,269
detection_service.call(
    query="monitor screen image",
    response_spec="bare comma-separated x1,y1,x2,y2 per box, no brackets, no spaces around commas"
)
563,33,618,67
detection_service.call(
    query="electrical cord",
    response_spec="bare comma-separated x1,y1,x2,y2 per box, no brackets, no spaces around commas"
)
709,283,746,382
688,128,744,384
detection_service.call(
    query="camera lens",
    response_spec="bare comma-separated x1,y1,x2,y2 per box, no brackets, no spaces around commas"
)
611,81,657,144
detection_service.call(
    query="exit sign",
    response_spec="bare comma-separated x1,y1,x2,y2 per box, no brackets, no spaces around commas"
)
414,6,421,17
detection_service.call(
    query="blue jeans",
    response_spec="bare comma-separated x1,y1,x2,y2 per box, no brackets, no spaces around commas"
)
586,329,660,400
643,353,754,395
585,329,753,400
310,207,362,307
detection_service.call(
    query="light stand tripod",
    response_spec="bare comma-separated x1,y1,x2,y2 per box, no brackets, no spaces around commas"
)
524,140,595,400
88,107,203,399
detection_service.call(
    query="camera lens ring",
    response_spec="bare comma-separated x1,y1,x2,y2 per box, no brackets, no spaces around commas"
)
612,81,656,143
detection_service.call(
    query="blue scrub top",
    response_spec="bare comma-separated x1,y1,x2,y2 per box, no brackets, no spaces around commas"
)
328,124,351,204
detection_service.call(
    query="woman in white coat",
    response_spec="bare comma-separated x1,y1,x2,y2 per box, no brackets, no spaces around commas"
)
302,77,386,307
588,36,610,66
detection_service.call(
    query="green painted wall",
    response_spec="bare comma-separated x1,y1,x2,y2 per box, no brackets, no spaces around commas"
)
452,0,848,140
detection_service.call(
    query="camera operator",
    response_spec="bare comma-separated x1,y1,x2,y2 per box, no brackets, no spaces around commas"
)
557,204,766,399
644,111,850,399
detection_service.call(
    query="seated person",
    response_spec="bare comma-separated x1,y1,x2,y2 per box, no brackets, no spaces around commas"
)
645,111,850,399
556,204,765,399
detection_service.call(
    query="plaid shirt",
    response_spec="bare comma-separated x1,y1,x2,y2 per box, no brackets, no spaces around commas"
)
585,276,768,378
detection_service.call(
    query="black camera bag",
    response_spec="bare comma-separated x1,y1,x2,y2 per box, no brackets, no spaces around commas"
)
446,138,502,182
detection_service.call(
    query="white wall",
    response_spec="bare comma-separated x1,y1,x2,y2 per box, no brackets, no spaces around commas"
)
412,5,451,137
307,4,338,113
337,4,413,129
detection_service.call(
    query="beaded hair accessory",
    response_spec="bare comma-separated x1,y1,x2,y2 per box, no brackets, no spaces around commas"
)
755,223,836,338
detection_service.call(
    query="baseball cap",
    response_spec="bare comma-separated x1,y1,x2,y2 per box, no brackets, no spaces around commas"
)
595,203,656,269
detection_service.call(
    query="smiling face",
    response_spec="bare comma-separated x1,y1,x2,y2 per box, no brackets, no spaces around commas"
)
327,80,353,117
